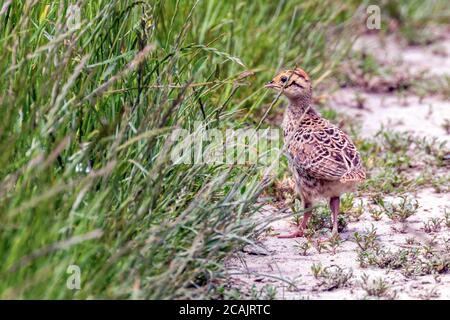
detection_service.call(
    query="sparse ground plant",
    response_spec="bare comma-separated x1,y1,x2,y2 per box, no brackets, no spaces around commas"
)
422,218,443,234
311,264,353,291
311,263,323,279
444,209,450,228
405,237,417,245
353,225,379,252
378,195,419,223
418,287,440,300
249,284,278,300
341,193,363,222
265,226,276,237
295,240,311,256
443,238,450,253
356,237,450,278
359,274,396,299
421,243,435,258
368,204,383,221
290,199,303,221
340,193,355,213
263,285,278,300
337,50,412,94
327,234,343,255
307,205,348,235
430,174,450,194
412,75,450,100
414,137,448,167
442,119,450,135
310,238,329,255
359,130,449,194
348,200,365,222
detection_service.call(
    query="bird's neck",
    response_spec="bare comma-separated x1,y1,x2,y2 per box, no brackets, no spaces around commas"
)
286,94,317,118
282,95,319,135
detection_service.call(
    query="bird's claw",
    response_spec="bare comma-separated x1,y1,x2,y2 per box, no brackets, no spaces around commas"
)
277,229,305,238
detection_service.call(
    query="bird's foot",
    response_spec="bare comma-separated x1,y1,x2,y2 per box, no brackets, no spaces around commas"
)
277,228,305,239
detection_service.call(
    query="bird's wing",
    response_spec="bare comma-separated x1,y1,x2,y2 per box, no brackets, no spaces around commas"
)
287,125,365,182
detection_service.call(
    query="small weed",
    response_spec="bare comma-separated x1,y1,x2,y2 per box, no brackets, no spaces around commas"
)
250,284,278,300
356,238,450,278
360,274,396,299
263,285,278,300
444,209,450,228
311,238,329,254
265,226,275,236
304,228,316,239
443,238,450,253
442,119,450,135
379,196,419,223
312,264,353,291
418,287,440,300
295,241,311,256
311,263,323,279
430,175,450,194
219,286,242,300
359,130,448,195
368,205,383,221
422,218,442,233
421,243,435,258
290,199,304,226
353,225,379,251
348,200,365,222
412,75,450,100
340,193,355,213
307,205,347,234
327,234,343,255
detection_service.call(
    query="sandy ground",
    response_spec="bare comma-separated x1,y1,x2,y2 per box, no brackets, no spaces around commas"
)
225,31,450,300
352,28,450,77
330,91,449,142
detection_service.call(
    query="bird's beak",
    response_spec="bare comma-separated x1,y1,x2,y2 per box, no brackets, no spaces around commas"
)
265,81,278,89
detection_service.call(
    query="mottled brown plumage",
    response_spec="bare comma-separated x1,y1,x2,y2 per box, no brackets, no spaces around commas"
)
266,68,365,238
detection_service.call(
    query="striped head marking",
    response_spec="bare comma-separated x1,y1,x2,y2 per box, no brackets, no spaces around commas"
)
265,68,311,99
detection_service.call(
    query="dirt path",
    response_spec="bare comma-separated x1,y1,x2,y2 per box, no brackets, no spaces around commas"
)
225,32,450,300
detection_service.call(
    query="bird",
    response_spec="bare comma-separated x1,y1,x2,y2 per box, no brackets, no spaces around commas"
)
265,67,366,238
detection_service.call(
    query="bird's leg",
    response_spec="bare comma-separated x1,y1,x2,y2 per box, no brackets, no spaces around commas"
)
278,202,311,238
330,196,340,236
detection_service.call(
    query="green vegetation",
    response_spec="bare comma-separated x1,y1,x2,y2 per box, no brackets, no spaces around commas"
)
311,264,353,291
359,274,395,299
0,0,361,299
354,224,450,279
358,130,449,194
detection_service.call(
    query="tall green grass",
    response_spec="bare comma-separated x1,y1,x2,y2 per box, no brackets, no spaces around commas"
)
0,0,405,299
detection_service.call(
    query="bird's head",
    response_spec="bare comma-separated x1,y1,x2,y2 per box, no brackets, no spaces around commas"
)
265,68,312,100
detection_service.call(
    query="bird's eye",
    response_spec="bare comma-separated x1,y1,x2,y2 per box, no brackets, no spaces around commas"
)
280,76,287,83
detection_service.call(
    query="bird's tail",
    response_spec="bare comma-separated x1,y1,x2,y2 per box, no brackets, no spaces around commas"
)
340,169,366,183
